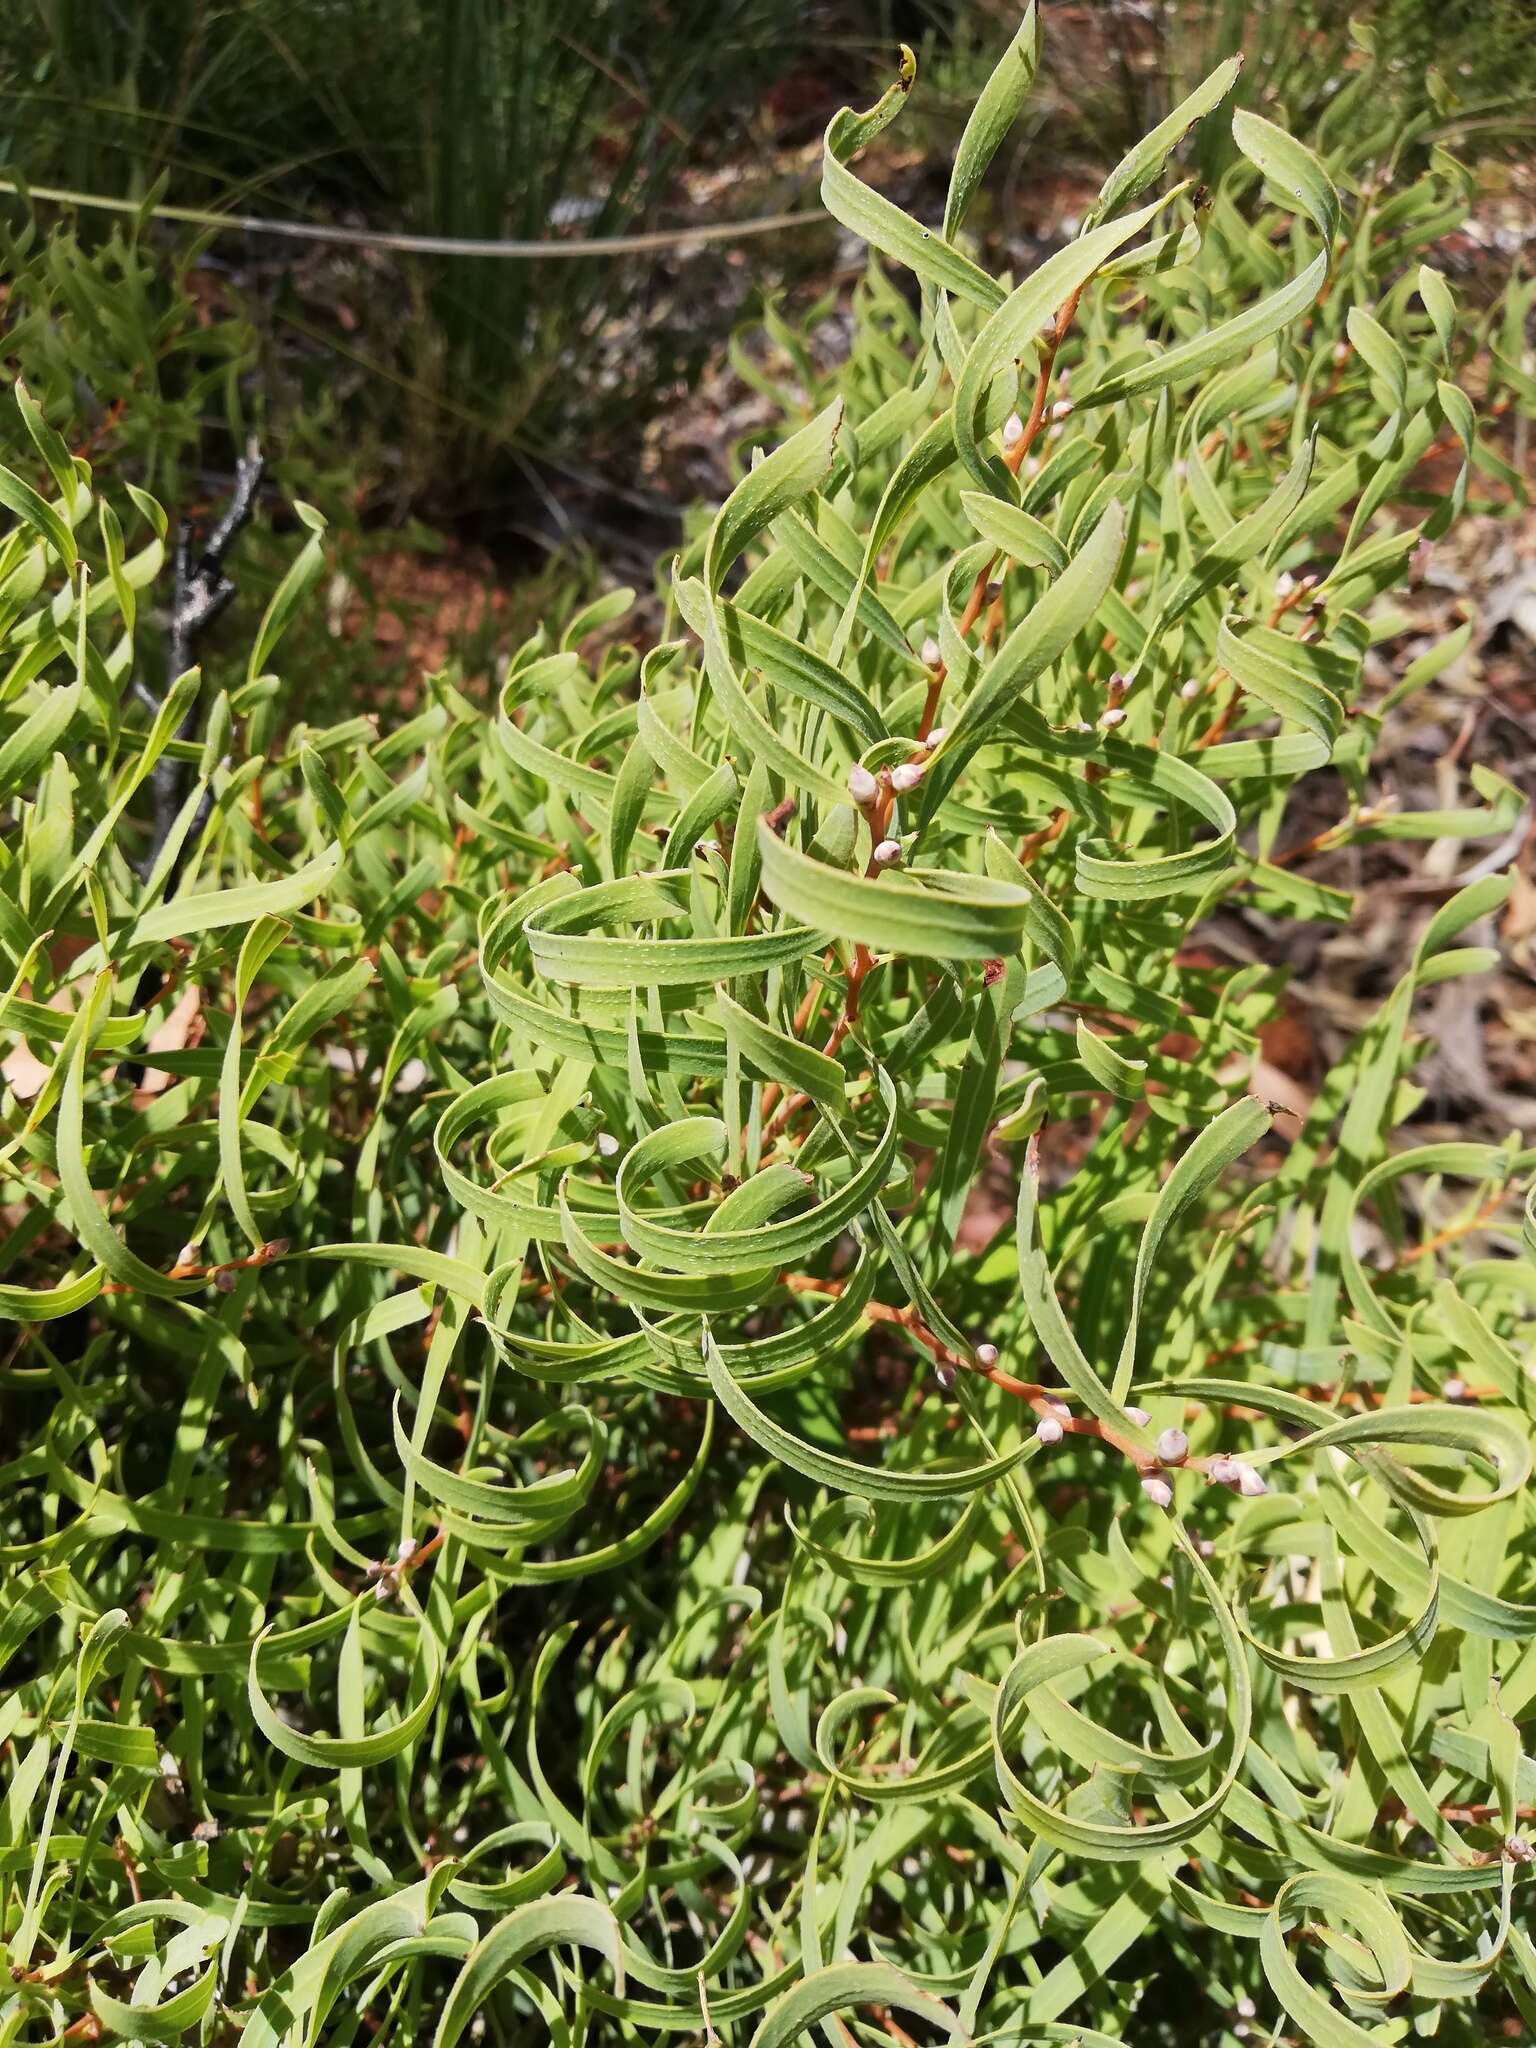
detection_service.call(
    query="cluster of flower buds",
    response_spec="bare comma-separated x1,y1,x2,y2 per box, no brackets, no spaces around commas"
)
369,1535,418,1601
1207,1454,1267,1498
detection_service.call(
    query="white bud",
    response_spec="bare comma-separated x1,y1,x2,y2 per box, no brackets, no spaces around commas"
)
1049,1398,1071,1419
1236,1463,1269,1498
177,1243,200,1268
1142,1476,1174,1508
1333,338,1350,366
1035,1415,1064,1446
1180,677,1201,701
1098,706,1126,729
935,1361,956,1392
1236,1998,1257,2020
1025,456,1040,478
1001,412,1025,449
1157,1427,1189,1466
1197,1537,1215,1558
374,1578,394,1602
921,636,942,667
1207,1455,1242,1491
396,1536,418,1563
890,760,925,793
1124,1406,1150,1428
1275,570,1295,598
596,1130,620,1158
974,1342,999,1367
922,726,947,750
873,838,903,866
1051,399,1074,421
1174,459,1188,481
1056,365,1070,390
1506,1834,1535,1863
1443,1376,1466,1401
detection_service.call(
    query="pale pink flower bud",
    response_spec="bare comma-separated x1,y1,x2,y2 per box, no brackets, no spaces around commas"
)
873,838,903,866
922,726,946,750
1180,678,1201,700
1051,399,1074,421
1157,1427,1189,1466
1001,413,1025,449
1207,1455,1241,1490
1035,1415,1064,1446
1124,1406,1150,1428
1098,706,1126,729
1236,1463,1268,1498
1142,1476,1174,1508
921,637,941,667
935,1361,956,1392
847,763,879,806
1275,570,1295,598
890,761,925,793
974,1342,999,1367
1443,1376,1466,1401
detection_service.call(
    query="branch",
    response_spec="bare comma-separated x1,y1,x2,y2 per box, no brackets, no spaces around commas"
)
140,436,265,880
121,441,264,1082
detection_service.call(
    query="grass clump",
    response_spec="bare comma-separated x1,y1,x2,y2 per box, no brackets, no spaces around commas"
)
1,9,1534,2043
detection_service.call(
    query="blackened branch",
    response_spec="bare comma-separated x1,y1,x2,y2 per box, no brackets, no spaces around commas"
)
139,437,264,882
124,440,264,1075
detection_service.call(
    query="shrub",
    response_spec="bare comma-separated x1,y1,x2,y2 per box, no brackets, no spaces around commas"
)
0,0,821,495
2,10,1534,2043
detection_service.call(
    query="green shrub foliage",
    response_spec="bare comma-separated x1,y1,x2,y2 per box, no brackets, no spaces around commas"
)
3,13,1535,2043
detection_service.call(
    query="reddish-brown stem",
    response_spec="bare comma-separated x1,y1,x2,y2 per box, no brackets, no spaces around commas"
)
913,284,1085,743
101,1237,288,1299
782,1274,1160,1468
